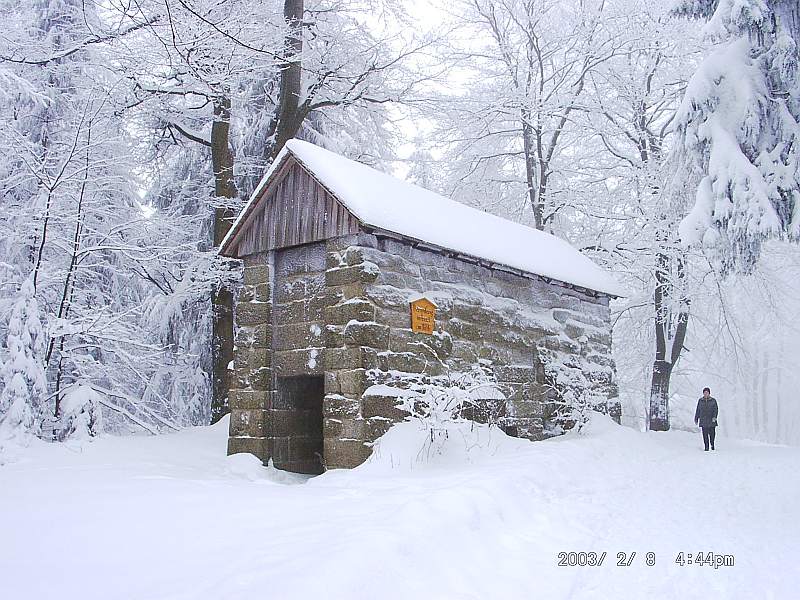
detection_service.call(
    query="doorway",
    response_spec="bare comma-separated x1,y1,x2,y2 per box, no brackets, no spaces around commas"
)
273,376,325,474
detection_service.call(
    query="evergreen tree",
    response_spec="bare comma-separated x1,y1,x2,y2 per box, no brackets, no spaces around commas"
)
0,276,47,441
673,0,800,271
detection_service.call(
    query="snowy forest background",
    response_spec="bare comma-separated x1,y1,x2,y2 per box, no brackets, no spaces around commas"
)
1,0,799,447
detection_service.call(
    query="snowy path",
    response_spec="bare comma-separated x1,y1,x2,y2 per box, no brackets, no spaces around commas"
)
1,417,797,600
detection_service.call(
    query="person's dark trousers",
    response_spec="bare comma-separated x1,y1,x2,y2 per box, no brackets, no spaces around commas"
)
702,426,716,450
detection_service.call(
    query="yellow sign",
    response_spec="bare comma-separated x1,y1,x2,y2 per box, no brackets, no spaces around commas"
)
410,297,436,334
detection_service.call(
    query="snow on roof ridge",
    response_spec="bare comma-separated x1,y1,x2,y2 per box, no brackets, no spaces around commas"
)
286,140,624,297
221,139,625,297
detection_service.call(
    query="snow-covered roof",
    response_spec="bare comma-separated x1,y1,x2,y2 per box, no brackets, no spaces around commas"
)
221,139,624,296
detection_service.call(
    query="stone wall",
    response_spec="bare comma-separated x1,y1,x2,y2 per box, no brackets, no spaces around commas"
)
322,232,619,446
227,231,619,471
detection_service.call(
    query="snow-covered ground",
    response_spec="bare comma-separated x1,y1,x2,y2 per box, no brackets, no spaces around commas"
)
1,416,797,600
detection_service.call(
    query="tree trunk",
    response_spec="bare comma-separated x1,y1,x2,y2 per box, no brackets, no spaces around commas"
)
648,248,689,431
210,95,237,424
521,111,543,230
210,0,305,421
268,0,305,160
649,359,672,431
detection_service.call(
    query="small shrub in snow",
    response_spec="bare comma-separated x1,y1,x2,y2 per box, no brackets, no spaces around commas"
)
393,366,506,458
56,384,104,440
544,386,606,436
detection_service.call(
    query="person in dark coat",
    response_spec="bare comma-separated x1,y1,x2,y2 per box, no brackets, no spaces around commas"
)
694,387,719,451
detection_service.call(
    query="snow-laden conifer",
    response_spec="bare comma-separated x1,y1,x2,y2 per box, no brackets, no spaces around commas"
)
673,0,800,271
0,277,47,441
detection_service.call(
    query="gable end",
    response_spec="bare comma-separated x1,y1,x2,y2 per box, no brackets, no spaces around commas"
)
221,156,360,258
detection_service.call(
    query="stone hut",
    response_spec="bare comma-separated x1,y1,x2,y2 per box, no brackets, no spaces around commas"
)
219,140,623,474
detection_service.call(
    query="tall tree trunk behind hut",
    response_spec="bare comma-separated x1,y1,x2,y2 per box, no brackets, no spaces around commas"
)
210,96,237,424
648,248,689,431
211,0,304,422
267,0,305,161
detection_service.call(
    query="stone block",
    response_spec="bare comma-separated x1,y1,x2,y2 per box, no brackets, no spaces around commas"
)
508,400,544,418
243,264,271,285
324,325,345,348
234,347,270,371
357,417,395,442
324,371,340,395
495,365,537,384
310,289,344,312
361,394,411,421
274,242,326,276
505,417,545,441
275,276,325,304
362,347,384,371
375,307,411,330
338,369,368,396
564,320,586,340
227,436,268,461
342,246,365,267
385,351,430,374
451,340,479,364
325,263,380,287
586,352,615,369
521,382,549,403
323,417,344,438
274,322,324,352
375,270,423,290
249,367,272,391
324,438,372,469
362,248,422,276
325,234,360,252
447,318,484,343
477,344,510,363
231,369,250,390
326,250,344,270
344,321,389,349
364,285,411,311
273,300,305,323
235,323,271,349
274,348,324,376
229,408,266,438
242,253,266,268
323,395,361,420
253,283,272,302
324,348,364,371
420,265,465,284
324,300,376,325
586,329,611,346
237,286,255,303
229,390,269,410
389,328,452,361
557,293,582,311
541,335,581,354
336,418,361,439
236,302,271,326
378,237,412,258
552,308,571,324
491,268,525,286
461,398,506,424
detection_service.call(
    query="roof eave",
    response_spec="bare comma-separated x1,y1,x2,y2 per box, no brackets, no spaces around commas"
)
360,225,621,299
